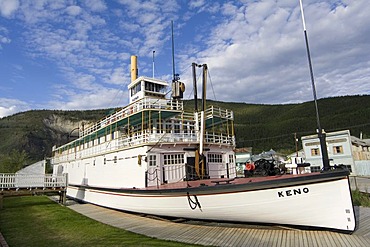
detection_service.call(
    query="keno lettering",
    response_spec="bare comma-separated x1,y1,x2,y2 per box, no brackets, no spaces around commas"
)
278,187,309,198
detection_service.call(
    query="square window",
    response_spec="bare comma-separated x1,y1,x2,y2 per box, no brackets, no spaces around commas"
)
164,153,184,165
333,146,343,154
149,155,156,167
311,148,320,156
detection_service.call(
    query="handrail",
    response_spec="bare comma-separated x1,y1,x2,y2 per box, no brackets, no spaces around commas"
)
52,130,235,163
198,106,234,121
81,98,184,137
0,174,67,190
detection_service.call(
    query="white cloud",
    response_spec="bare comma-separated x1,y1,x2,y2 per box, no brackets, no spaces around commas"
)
178,0,370,104
0,27,11,48
84,0,107,12
48,87,128,111
65,5,81,16
189,0,205,9
0,36,10,43
1,0,369,117
0,98,29,118
0,0,19,18
108,67,127,85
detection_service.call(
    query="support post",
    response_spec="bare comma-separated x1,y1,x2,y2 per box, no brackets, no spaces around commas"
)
61,190,66,205
0,193,3,210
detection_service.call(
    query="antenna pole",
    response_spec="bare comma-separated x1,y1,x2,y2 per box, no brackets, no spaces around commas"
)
171,21,176,81
299,0,330,171
152,50,155,78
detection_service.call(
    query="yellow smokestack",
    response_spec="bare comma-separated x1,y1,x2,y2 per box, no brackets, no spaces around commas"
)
131,55,138,82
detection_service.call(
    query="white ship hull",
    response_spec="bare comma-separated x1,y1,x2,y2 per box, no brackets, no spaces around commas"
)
66,171,355,232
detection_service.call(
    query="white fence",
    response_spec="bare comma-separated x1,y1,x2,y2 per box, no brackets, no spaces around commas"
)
0,174,67,190
349,176,370,193
353,160,370,176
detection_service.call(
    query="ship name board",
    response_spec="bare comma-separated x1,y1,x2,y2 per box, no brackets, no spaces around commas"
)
278,187,309,198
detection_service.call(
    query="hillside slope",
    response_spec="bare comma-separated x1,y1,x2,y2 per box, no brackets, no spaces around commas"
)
0,95,369,171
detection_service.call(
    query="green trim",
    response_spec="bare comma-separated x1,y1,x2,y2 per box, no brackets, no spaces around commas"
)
55,109,182,151
55,107,233,152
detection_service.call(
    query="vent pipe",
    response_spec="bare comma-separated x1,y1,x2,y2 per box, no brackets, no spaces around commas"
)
131,55,138,82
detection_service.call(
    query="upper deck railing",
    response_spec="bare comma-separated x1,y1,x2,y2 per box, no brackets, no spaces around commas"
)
52,130,236,164
204,106,234,120
52,97,235,162
80,98,184,137
0,174,67,190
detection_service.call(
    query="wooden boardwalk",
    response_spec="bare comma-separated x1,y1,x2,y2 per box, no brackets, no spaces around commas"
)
69,203,370,247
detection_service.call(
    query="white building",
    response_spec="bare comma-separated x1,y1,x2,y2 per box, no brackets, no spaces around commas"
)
350,135,370,175
301,130,370,175
16,160,46,175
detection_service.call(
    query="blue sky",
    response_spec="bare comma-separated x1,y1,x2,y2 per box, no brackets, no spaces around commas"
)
1,0,370,118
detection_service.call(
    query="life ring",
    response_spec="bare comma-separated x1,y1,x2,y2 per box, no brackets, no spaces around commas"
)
245,163,255,171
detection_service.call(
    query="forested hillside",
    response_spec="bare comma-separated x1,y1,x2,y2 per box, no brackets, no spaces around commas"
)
0,95,369,172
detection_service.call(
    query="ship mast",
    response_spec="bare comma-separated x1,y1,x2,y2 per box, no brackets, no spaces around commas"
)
192,63,208,179
192,63,199,112
200,64,208,158
299,0,330,171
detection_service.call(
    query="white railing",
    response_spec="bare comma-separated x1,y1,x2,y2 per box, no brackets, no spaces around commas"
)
205,132,235,146
52,129,236,164
0,174,67,190
79,102,231,139
204,106,234,121
80,98,184,137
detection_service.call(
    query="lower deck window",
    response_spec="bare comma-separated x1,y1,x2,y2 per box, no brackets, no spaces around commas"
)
208,153,223,163
228,154,235,164
164,153,184,165
148,155,157,167
310,166,321,172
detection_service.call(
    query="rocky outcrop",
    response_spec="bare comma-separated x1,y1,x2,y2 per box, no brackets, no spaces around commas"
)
43,114,83,136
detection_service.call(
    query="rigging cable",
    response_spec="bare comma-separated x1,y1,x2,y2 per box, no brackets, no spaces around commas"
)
207,69,217,101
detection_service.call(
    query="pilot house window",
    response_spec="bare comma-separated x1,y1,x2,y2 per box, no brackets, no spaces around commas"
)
130,83,141,96
145,81,165,93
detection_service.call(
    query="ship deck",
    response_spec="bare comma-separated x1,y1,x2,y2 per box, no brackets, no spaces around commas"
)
144,171,348,191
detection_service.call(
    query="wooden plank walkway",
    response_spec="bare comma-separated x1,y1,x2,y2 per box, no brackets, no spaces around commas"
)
69,203,370,247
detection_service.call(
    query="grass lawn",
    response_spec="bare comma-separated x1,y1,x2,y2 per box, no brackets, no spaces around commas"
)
352,189,370,207
0,196,201,247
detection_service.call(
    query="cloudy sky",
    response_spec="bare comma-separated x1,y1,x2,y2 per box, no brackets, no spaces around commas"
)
0,0,369,118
